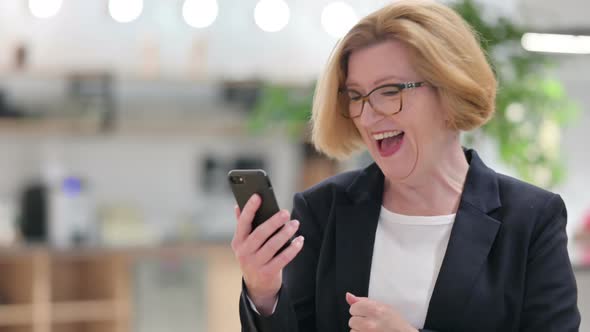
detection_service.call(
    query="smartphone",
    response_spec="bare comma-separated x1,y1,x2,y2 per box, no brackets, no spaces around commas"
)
228,169,292,253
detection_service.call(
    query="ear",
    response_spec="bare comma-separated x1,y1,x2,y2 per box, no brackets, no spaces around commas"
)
430,87,452,129
445,117,457,130
441,107,456,130
442,103,457,130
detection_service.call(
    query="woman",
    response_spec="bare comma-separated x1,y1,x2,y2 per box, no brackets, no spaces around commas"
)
231,1,581,331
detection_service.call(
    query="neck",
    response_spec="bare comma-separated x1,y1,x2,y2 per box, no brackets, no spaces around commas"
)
383,141,469,216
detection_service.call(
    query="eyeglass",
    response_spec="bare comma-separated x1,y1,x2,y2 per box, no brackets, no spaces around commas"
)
338,82,425,119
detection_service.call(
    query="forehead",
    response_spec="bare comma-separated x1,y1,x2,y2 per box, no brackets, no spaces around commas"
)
345,39,415,87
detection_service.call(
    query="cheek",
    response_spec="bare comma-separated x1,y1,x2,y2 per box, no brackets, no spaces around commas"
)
352,118,361,132
405,90,446,126
402,107,447,152
408,98,446,130
352,119,370,144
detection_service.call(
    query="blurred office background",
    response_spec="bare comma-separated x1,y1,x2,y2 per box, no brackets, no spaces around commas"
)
0,0,588,331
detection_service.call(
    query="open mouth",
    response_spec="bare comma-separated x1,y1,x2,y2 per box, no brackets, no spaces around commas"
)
373,130,405,157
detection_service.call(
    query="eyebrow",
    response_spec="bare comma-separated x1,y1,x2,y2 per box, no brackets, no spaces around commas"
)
345,75,408,90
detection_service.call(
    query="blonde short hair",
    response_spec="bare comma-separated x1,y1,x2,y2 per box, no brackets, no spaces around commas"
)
311,0,497,160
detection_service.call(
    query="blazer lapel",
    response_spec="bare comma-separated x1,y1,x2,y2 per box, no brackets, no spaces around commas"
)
424,149,502,330
330,149,502,331
334,163,383,331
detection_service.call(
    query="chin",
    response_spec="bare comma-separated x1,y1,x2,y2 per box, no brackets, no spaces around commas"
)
380,161,415,182
369,150,417,182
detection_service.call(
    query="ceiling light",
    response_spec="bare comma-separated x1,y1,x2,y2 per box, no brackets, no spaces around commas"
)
183,0,218,28
109,0,143,23
522,33,590,54
321,2,358,38
254,0,290,33
29,0,62,19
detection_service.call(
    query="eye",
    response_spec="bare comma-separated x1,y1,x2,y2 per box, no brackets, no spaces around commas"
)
347,91,362,101
379,87,400,96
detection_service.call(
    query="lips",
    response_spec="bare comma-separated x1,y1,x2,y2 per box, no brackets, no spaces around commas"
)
372,130,403,141
375,131,404,157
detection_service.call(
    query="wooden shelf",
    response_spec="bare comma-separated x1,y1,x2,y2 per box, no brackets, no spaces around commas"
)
0,305,33,326
0,245,241,332
0,250,126,332
51,301,121,323
0,259,34,305
51,257,116,303
0,327,33,332
0,117,250,137
52,321,115,332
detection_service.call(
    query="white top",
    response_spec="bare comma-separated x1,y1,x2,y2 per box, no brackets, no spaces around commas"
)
368,206,455,329
249,206,455,325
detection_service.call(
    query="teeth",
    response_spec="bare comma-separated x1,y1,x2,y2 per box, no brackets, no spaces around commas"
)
372,130,403,140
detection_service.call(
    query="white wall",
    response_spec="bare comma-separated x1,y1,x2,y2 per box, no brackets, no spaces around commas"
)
0,0,385,82
0,131,301,241
551,57,590,235
0,0,521,82
0,0,586,219
519,0,590,29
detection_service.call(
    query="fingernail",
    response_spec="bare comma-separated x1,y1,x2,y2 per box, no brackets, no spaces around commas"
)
289,220,300,228
296,236,304,246
251,194,260,203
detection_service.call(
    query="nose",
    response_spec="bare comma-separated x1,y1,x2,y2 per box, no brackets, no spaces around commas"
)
358,99,384,127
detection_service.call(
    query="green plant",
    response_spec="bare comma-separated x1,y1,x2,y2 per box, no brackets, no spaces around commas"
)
249,0,578,187
453,0,578,187
248,84,315,137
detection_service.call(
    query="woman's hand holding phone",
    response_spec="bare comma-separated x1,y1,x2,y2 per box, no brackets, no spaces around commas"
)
231,194,305,316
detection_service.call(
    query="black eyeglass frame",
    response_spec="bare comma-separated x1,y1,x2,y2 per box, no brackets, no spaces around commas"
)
338,81,426,119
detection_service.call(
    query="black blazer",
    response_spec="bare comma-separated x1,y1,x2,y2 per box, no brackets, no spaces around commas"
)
239,149,580,332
